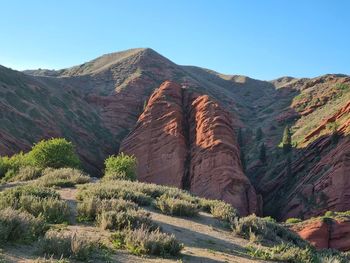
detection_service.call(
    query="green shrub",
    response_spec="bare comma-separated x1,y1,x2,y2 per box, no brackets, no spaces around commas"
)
0,185,69,223
18,195,70,224
232,214,307,247
76,183,152,206
104,153,136,181
77,197,138,222
0,207,47,244
27,138,80,169
97,209,156,231
324,211,336,218
155,194,198,217
0,152,29,178
112,226,183,257
246,243,315,263
286,218,302,224
36,168,91,187
202,200,238,222
2,166,42,182
247,244,350,263
0,185,59,206
38,230,95,260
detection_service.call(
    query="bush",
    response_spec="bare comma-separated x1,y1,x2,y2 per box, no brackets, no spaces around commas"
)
0,185,69,224
2,166,42,182
104,153,137,181
77,197,138,222
286,218,302,224
36,168,91,187
247,244,350,263
232,214,307,247
155,195,198,217
324,211,336,218
76,183,152,206
0,185,60,206
18,195,70,224
27,138,80,169
97,209,156,231
112,225,183,257
0,152,29,178
199,199,238,222
0,207,47,244
38,230,95,260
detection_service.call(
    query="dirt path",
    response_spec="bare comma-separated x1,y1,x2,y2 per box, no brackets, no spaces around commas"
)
149,210,265,263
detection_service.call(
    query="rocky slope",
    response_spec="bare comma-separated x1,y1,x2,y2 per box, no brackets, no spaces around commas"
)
120,81,259,216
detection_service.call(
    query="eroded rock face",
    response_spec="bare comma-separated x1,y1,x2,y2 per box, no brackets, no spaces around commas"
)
121,81,259,215
120,81,187,187
292,218,350,251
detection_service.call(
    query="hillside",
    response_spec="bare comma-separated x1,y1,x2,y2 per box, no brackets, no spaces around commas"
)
1,48,350,226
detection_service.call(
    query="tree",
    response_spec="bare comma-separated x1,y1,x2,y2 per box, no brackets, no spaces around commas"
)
256,128,263,141
282,126,292,153
259,143,266,163
104,153,137,181
27,138,80,169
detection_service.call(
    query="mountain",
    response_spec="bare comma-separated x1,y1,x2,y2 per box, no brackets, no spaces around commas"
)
1,48,350,223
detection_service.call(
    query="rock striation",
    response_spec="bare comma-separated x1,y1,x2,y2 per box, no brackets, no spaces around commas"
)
121,81,259,215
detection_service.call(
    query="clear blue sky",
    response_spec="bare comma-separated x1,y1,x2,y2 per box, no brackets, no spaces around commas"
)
0,0,349,80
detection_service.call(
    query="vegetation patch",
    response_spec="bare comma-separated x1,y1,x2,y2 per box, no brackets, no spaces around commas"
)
36,168,91,187
38,230,97,260
0,185,70,224
77,197,138,222
0,207,47,244
112,225,183,257
155,194,198,217
104,153,137,181
232,214,307,247
97,209,157,231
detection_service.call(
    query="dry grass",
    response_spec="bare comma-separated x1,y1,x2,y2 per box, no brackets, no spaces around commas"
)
97,209,157,231
155,194,198,217
77,197,138,222
112,225,183,257
36,168,91,187
0,207,47,244
38,230,97,260
0,185,70,223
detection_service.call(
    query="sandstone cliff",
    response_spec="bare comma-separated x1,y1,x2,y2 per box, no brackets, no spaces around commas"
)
121,81,259,215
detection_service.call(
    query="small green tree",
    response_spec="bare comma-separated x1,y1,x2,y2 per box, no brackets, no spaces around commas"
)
282,126,292,153
259,143,266,163
27,138,80,169
256,128,263,141
104,153,137,181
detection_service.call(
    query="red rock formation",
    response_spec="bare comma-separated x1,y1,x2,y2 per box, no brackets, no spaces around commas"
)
121,81,259,215
303,101,350,144
120,81,187,187
188,95,258,215
292,218,350,251
276,123,350,220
